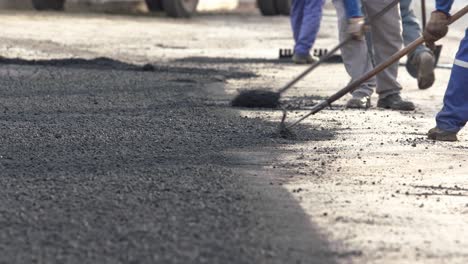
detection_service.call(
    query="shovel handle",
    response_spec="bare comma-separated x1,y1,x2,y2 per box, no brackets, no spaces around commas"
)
286,5,468,129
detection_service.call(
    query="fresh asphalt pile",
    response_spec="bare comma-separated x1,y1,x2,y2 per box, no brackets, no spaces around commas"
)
0,60,336,263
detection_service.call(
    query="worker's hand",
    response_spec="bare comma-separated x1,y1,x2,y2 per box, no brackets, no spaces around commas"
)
423,11,449,49
347,17,365,40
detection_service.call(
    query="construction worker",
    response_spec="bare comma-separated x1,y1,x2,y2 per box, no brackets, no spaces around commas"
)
333,0,416,111
425,1,467,141
401,0,437,89
290,0,325,64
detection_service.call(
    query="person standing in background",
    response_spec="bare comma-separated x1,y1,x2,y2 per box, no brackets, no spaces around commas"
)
290,0,326,64
290,0,364,64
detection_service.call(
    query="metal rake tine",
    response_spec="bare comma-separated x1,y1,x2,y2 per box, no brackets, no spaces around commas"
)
280,108,288,125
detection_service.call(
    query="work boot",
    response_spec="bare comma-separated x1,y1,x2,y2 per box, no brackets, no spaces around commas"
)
377,94,415,111
346,93,371,109
427,127,458,142
292,53,315,64
414,51,436,90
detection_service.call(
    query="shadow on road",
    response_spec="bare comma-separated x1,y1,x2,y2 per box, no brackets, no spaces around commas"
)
0,57,341,263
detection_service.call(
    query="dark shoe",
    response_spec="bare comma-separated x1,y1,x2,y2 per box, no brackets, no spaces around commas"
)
427,127,458,141
415,51,435,90
346,93,371,109
292,53,315,64
377,94,415,111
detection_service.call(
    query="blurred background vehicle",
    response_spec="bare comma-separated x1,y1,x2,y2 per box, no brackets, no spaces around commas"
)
256,0,290,15
25,0,291,17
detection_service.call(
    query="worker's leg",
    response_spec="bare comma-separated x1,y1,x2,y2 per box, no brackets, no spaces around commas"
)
400,0,429,59
290,0,305,44
400,0,435,89
294,0,324,56
435,32,468,133
364,0,403,98
332,0,376,98
364,0,415,110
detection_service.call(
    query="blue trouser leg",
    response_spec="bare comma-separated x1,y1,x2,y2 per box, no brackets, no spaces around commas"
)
290,0,304,44
291,0,324,55
400,0,430,62
436,29,468,133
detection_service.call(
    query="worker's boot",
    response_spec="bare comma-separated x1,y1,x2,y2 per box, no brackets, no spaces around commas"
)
414,51,436,90
292,53,315,64
427,127,458,141
346,92,371,109
377,93,415,111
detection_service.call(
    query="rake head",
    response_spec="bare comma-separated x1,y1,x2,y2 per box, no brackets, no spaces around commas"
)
231,89,281,109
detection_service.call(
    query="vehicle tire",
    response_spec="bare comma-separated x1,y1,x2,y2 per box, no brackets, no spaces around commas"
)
32,0,65,10
162,0,198,18
145,0,164,12
274,0,291,15
257,0,278,16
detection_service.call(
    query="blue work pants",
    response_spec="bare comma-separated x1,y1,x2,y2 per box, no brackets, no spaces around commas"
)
291,0,325,55
436,29,468,132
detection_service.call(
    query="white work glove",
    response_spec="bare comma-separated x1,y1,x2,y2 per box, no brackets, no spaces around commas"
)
347,17,365,40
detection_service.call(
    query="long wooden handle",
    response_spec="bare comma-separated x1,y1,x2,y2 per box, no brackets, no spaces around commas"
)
422,0,427,30
449,4,468,23
286,5,468,129
277,37,351,94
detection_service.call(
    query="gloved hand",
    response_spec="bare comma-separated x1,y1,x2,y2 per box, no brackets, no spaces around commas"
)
347,17,365,40
423,11,449,49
